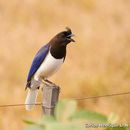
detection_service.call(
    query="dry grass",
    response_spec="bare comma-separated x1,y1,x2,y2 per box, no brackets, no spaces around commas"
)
0,0,130,129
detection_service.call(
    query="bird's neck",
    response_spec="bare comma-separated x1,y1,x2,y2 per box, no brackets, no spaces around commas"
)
50,45,66,59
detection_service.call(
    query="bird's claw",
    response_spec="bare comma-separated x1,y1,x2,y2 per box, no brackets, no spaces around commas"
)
43,79,56,86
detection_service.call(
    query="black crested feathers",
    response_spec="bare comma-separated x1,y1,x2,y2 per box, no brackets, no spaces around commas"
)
49,27,75,59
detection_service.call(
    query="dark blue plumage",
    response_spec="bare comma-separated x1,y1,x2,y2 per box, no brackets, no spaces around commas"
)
27,43,50,83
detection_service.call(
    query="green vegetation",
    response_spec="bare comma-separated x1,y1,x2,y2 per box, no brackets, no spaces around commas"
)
24,100,130,130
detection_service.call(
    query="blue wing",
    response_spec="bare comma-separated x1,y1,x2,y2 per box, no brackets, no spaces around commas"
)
27,43,50,83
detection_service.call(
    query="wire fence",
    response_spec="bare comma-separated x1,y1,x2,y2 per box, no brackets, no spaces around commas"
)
0,91,130,108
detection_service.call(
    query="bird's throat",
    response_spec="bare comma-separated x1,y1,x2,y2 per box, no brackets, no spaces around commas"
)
50,45,66,59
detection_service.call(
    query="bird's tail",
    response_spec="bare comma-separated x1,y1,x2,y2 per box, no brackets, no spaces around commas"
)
25,89,38,111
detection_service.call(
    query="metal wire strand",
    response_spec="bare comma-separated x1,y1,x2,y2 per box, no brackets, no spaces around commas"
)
0,103,42,107
0,91,130,107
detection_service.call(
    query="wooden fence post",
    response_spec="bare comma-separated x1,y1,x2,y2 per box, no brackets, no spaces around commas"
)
42,84,60,116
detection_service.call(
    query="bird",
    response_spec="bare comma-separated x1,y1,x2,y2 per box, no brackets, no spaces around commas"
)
25,27,75,110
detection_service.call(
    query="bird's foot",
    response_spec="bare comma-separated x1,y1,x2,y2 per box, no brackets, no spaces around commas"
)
43,79,56,86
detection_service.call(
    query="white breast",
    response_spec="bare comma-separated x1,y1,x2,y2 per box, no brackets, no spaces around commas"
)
34,51,64,81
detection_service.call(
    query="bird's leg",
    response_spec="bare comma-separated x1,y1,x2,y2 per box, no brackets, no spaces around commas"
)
37,78,47,86
40,79,55,91
41,81,49,86
43,78,56,86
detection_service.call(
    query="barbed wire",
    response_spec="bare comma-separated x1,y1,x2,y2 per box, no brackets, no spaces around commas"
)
0,91,130,108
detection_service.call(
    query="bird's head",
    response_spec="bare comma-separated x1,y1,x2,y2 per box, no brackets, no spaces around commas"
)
50,27,75,47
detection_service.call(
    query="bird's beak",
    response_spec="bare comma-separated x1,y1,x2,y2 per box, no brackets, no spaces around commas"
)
67,34,75,42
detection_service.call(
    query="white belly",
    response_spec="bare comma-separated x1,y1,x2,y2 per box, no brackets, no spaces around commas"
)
34,51,63,80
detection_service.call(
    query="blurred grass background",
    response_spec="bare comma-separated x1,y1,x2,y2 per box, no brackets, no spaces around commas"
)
0,0,130,129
